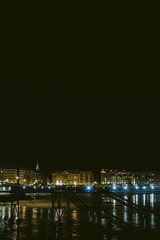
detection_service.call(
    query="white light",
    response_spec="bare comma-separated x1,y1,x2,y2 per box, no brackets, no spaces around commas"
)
113,186,117,190
23,186,26,189
151,186,154,189
48,186,51,189
124,186,128,190
135,186,139,189
87,186,91,190
41,186,44,189
143,186,146,189
34,186,36,189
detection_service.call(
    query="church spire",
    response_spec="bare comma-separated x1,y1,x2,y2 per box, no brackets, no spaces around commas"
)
36,159,40,172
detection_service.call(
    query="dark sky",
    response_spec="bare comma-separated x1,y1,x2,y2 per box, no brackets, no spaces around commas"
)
1,6,158,182
0,90,159,178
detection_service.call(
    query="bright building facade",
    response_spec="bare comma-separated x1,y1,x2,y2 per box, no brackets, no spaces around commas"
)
51,170,94,186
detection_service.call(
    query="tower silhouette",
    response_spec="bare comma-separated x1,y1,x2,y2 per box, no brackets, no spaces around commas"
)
35,159,40,184
36,159,40,172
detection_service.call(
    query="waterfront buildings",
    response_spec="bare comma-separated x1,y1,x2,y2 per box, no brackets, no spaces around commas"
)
0,167,94,186
51,170,94,186
101,169,135,185
0,168,26,184
101,169,160,185
1,164,160,186
140,171,160,185
0,161,47,185
25,169,47,185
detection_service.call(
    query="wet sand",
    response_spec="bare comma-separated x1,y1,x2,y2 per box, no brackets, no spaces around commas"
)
19,194,93,209
19,199,78,209
20,199,53,208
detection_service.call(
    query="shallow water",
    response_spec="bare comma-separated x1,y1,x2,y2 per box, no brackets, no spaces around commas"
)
0,193,160,239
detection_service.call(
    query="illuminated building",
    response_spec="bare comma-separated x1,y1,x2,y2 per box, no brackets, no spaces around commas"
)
0,169,4,183
51,170,94,185
101,169,135,185
134,172,141,184
25,169,37,184
101,169,160,185
25,161,47,185
1,168,26,184
0,161,47,185
140,171,160,185
52,171,71,185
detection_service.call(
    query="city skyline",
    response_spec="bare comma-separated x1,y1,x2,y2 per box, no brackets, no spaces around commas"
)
1,164,160,186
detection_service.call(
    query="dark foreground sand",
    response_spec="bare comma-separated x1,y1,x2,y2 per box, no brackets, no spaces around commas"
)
19,199,78,208
19,194,93,209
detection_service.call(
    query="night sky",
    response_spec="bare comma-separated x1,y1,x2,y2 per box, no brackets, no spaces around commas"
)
0,90,159,179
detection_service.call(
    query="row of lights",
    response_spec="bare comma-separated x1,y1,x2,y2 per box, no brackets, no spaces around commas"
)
112,184,155,190
0,186,11,191
23,186,51,189
22,185,94,192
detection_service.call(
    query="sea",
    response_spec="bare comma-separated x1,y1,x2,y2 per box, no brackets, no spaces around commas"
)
0,192,160,240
